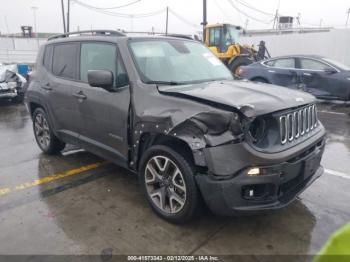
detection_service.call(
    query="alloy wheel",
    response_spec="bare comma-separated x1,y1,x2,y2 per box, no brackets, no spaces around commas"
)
145,156,187,214
34,113,51,150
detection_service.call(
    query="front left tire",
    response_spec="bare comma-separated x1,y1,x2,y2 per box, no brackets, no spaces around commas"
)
139,145,201,224
32,108,65,154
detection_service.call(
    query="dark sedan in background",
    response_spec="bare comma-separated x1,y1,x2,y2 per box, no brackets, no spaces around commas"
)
239,55,350,101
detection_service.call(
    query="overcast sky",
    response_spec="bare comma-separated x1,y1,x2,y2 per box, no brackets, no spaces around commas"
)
1,0,349,35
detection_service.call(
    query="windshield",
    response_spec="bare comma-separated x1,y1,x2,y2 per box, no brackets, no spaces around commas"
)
129,39,233,84
224,26,240,46
322,58,350,71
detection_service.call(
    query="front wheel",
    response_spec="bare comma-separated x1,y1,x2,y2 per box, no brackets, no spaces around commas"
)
33,108,65,154
139,145,201,224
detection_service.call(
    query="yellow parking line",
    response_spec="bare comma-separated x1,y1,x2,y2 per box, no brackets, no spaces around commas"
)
0,162,107,197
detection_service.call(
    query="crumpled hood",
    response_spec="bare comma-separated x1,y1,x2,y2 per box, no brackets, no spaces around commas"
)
158,80,315,117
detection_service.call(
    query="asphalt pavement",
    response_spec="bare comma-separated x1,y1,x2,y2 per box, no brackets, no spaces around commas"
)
0,100,349,258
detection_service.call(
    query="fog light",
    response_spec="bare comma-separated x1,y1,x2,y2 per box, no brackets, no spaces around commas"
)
247,168,260,176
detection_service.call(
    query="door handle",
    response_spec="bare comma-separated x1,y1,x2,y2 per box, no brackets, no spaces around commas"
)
41,83,52,91
268,70,276,73
303,72,312,76
73,91,87,100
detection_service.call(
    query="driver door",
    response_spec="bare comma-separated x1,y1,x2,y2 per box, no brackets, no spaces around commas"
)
76,42,131,166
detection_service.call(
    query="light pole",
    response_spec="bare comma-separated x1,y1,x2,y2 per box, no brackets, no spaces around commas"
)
31,6,39,47
201,0,207,38
30,6,38,37
346,8,350,27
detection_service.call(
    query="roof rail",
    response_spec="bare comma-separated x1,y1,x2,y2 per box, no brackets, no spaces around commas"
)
48,30,126,41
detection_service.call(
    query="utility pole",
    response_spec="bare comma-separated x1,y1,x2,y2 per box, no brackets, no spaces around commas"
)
130,15,134,32
245,19,249,30
296,13,302,28
319,19,323,28
4,16,10,36
201,0,207,39
165,6,169,35
272,9,278,29
61,0,66,33
67,0,71,33
346,8,350,27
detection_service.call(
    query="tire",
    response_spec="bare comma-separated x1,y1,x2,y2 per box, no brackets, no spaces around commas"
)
228,56,254,76
252,77,269,84
139,145,200,224
32,108,65,154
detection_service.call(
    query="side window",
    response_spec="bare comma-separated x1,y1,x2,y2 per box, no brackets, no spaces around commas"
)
209,28,221,46
52,43,79,79
80,43,129,88
299,59,331,71
43,45,53,71
80,43,116,83
265,60,275,67
272,58,295,69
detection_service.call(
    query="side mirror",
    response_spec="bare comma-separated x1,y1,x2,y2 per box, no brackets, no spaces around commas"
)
324,68,337,75
87,70,114,90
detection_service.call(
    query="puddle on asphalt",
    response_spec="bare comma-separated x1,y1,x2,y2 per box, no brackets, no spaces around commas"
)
322,135,350,175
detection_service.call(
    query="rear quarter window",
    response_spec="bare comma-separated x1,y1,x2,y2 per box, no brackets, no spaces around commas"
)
265,58,295,69
43,45,53,71
52,43,79,79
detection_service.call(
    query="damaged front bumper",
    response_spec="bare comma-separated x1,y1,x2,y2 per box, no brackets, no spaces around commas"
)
0,89,18,99
195,127,326,216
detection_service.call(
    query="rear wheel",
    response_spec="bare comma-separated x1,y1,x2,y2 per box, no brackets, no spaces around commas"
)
252,77,269,84
139,145,200,224
228,56,254,76
33,108,65,154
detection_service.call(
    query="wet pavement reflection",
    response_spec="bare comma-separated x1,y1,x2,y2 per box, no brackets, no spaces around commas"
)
0,100,349,255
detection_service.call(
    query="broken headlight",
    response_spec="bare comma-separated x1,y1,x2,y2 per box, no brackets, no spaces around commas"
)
248,117,266,144
191,111,243,136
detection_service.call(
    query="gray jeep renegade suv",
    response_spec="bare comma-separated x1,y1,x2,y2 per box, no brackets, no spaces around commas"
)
25,30,326,223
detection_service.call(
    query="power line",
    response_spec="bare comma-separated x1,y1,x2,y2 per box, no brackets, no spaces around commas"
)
75,0,142,10
168,8,201,29
234,0,275,17
212,0,235,23
226,0,274,24
72,0,165,18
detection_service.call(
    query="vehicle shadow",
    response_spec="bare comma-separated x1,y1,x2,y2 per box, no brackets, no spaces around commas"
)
36,151,316,256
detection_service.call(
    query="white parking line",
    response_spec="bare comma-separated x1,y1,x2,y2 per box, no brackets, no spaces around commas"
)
318,111,347,116
61,148,85,156
325,169,350,179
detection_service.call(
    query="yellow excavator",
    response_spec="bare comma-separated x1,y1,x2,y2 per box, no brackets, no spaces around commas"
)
203,23,270,75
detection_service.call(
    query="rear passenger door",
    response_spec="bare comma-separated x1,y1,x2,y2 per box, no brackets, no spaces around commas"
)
264,58,298,87
43,43,83,144
76,42,131,166
296,58,339,98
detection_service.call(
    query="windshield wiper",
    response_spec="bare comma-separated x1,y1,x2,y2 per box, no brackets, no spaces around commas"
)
145,80,185,86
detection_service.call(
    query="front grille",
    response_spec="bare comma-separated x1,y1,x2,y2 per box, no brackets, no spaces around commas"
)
279,104,318,145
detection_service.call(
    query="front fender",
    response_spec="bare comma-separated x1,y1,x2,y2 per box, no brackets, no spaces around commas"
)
131,110,244,170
